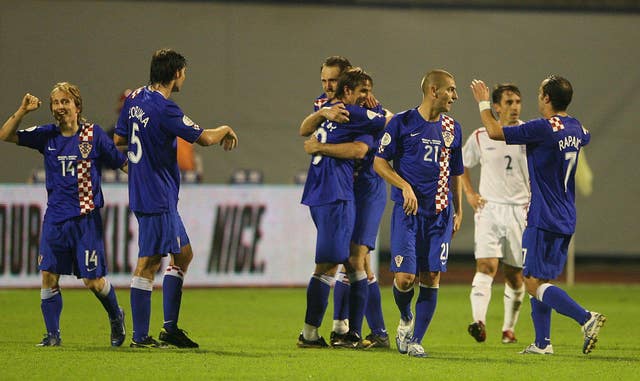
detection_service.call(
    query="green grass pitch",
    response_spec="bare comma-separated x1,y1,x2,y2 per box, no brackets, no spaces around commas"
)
1,284,637,380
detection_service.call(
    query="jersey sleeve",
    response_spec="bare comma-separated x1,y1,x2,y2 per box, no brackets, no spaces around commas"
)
94,125,127,169
354,133,374,148
581,125,591,147
114,98,130,138
375,115,400,160
503,118,548,145
16,125,49,153
462,129,481,168
349,106,386,134
161,102,204,144
449,123,464,176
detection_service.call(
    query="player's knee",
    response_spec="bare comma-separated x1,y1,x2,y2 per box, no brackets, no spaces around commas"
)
394,274,415,290
41,271,59,288
83,278,103,293
476,259,498,276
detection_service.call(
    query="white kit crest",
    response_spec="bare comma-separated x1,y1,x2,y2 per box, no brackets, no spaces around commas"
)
394,255,404,267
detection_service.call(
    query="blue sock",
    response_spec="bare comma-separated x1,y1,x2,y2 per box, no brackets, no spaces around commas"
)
530,297,552,349
333,274,350,321
347,273,369,337
540,285,591,325
130,276,153,342
365,278,387,337
94,280,120,320
411,285,438,344
40,287,62,337
162,266,184,332
393,281,414,322
305,275,332,327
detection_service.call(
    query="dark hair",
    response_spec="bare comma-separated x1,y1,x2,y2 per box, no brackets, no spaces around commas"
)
492,83,521,104
320,56,352,73
542,75,573,111
150,49,187,85
334,67,371,99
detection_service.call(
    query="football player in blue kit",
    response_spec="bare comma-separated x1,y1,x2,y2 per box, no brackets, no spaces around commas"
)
114,49,238,348
300,59,391,349
298,67,391,348
374,70,464,358
0,83,127,347
470,75,605,355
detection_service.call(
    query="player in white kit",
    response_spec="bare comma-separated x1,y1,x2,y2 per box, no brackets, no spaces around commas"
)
462,84,528,344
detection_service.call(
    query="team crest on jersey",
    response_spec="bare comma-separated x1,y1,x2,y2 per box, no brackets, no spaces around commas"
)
79,142,92,158
394,255,404,268
442,131,454,148
378,132,391,153
182,115,194,126
366,109,380,120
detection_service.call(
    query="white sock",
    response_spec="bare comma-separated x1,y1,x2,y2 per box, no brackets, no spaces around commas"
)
303,323,319,341
470,272,493,323
332,319,349,334
502,283,525,332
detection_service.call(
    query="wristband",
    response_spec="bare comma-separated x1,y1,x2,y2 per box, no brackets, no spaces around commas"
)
478,101,491,112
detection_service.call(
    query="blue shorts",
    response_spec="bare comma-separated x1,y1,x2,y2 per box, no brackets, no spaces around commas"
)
309,200,355,264
135,211,182,257
39,211,107,279
352,176,386,250
522,227,571,280
389,203,453,274
176,212,190,247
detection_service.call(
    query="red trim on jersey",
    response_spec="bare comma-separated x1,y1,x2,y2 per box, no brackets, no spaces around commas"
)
474,128,487,148
77,124,95,215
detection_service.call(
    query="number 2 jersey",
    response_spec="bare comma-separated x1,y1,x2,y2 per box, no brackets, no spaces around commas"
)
376,108,464,217
17,123,126,223
301,103,386,206
503,115,590,235
462,126,529,205
115,86,204,214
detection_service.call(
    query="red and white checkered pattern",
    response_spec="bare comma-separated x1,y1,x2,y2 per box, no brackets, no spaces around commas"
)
435,115,455,214
549,116,565,132
77,124,95,214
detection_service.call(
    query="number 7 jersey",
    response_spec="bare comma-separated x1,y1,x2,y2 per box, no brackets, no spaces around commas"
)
503,115,590,234
115,86,204,214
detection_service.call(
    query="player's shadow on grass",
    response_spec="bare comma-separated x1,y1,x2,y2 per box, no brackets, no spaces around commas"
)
66,346,268,357
428,353,638,363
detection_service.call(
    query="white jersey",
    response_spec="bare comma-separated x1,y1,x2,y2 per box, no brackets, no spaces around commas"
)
462,126,529,205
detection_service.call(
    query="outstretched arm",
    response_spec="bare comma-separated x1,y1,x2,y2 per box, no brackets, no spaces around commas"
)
196,125,238,150
0,93,41,143
470,80,504,141
373,156,417,215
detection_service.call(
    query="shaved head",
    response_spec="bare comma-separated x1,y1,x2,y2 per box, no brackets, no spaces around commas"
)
420,69,454,95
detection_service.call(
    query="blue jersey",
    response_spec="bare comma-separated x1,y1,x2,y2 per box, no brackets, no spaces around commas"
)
376,108,464,217
301,103,386,207
115,87,204,213
503,115,590,234
313,93,329,112
17,123,126,223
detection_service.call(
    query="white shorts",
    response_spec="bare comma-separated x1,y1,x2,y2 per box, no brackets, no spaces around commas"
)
473,202,527,268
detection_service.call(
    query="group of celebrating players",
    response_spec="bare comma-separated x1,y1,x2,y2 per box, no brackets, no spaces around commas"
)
295,56,605,357
0,50,605,356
